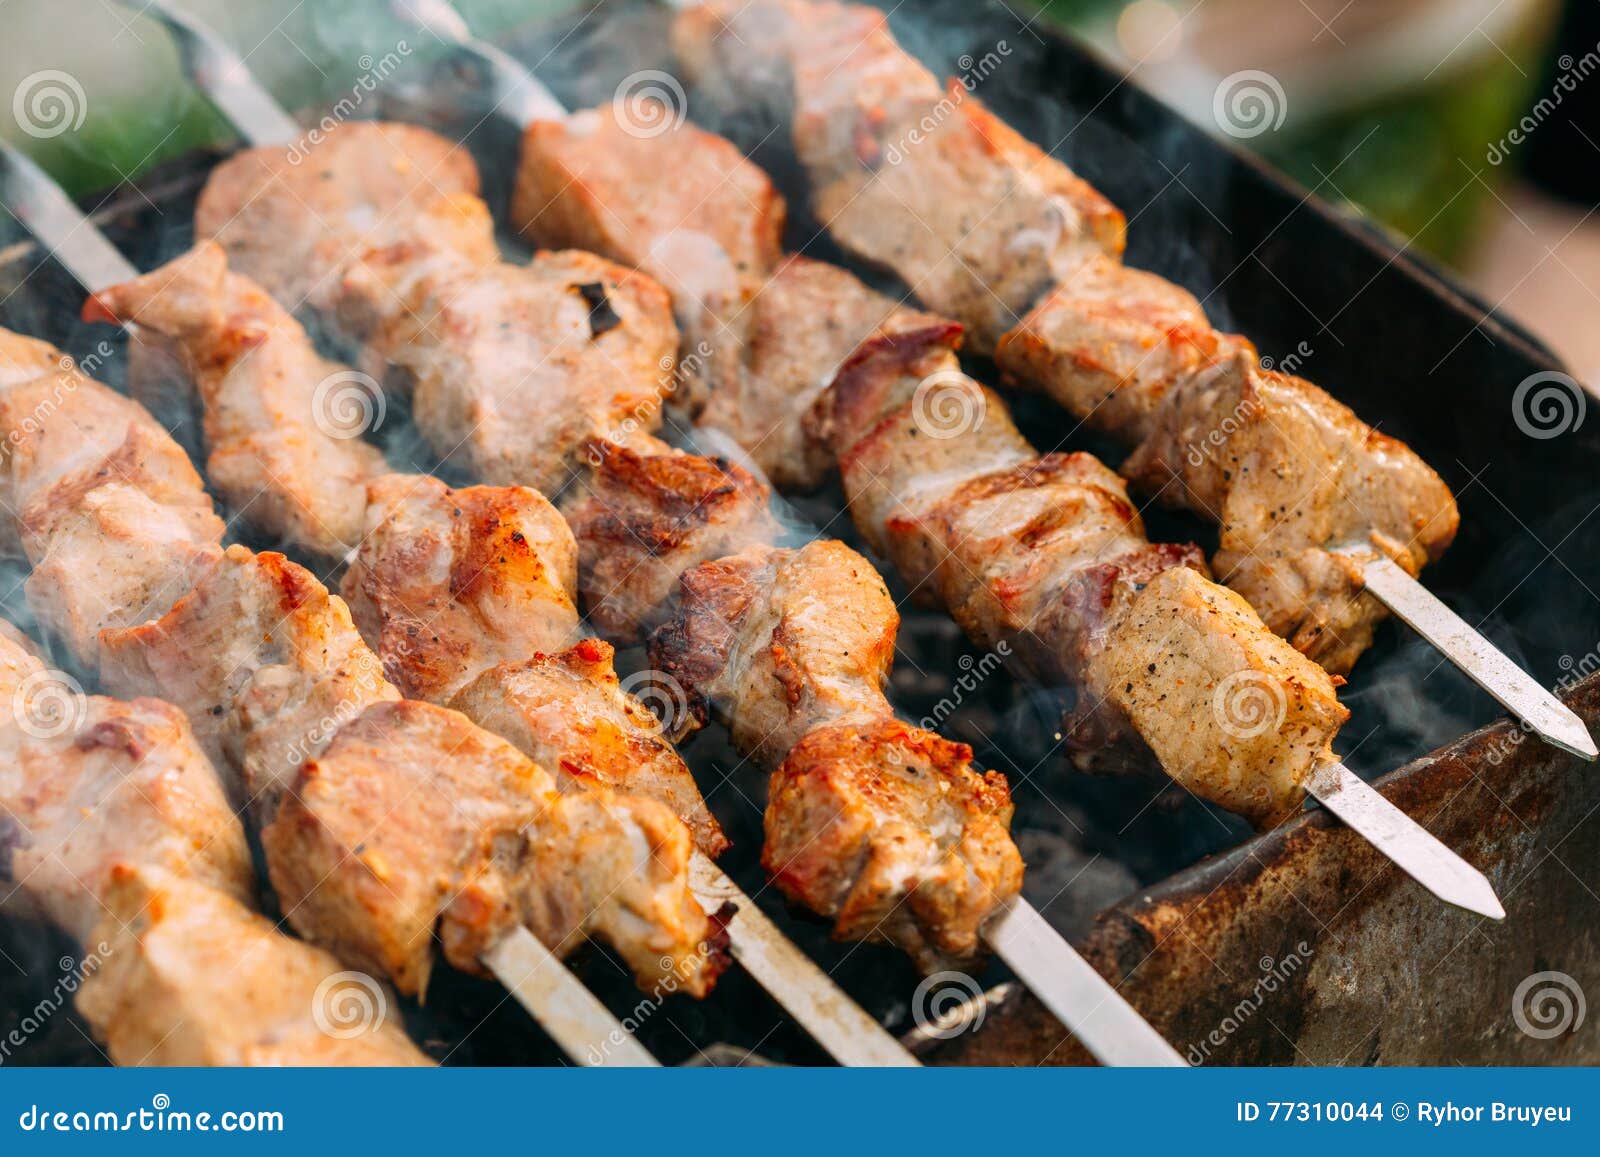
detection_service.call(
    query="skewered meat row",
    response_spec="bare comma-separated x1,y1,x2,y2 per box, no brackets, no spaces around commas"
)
670,0,1460,676
190,122,1024,968
498,86,1347,825
0,569,426,1065
2,320,726,1004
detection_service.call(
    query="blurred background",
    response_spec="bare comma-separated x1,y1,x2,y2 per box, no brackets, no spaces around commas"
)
2,0,1597,377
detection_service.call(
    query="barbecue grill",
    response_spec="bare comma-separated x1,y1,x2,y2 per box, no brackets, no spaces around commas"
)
1,0,1595,1066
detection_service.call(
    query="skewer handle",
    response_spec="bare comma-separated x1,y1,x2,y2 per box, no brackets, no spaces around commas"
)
392,0,569,125
483,927,662,1067
689,852,919,1067
982,899,1186,1067
131,1,303,146
1354,554,1597,760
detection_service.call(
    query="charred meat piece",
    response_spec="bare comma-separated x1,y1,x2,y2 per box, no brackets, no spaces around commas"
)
341,473,726,856
79,865,429,1066
561,438,780,642
652,540,1023,963
342,473,580,702
85,242,391,559
817,324,1347,826
766,718,1021,971
195,120,480,313
340,194,680,497
264,698,726,998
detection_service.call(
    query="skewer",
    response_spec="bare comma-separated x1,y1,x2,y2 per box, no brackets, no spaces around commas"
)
137,0,1181,1067
390,0,1189,1065
97,3,921,1069
659,0,1593,765
0,138,660,1069
395,1,1505,930
1350,554,1596,760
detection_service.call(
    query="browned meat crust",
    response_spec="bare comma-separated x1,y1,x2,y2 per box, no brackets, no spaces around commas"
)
1002,269,1460,674
561,439,779,641
652,540,1023,964
342,473,580,702
85,242,390,559
452,638,729,858
766,718,1021,971
816,323,1347,826
264,698,726,997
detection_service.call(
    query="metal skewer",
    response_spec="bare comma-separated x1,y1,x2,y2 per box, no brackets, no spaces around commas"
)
0,137,658,1069
383,0,1190,1067
123,0,918,1069
1349,553,1596,760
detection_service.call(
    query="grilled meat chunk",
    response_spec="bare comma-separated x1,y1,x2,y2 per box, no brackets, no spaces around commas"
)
79,865,429,1066
1002,277,1460,674
342,473,580,701
561,438,780,641
452,639,729,858
767,719,1021,971
341,194,679,497
817,324,1346,825
342,474,726,855
514,104,785,417
264,698,726,998
0,625,253,941
653,539,1022,963
0,332,224,666
195,120,480,313
98,546,399,813
85,243,391,559
673,0,1124,351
